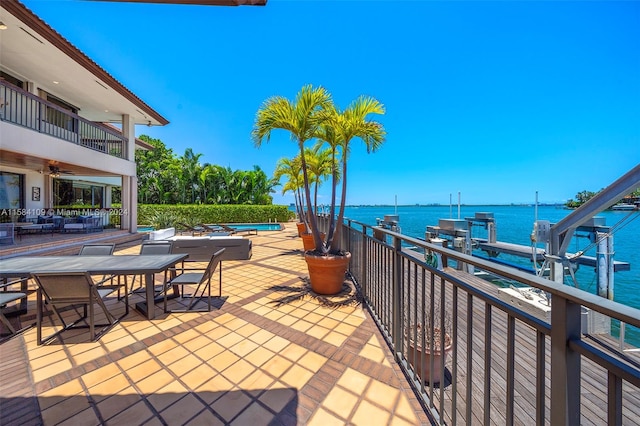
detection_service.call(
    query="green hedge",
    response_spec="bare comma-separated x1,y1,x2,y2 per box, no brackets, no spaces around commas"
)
137,204,294,228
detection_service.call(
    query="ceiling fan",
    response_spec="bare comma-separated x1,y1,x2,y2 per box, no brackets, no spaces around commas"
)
48,165,74,177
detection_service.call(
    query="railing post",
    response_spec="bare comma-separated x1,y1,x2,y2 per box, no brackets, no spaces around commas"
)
392,235,403,356
550,295,581,425
361,224,367,297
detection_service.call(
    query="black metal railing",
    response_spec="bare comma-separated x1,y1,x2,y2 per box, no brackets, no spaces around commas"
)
317,215,640,425
0,80,126,158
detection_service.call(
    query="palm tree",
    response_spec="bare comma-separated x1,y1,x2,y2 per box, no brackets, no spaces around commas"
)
305,146,333,216
329,95,386,252
313,95,386,253
274,155,305,222
180,148,203,203
252,84,332,250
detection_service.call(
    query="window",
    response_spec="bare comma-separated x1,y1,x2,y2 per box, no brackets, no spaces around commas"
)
44,92,78,132
54,179,103,208
0,172,24,210
0,71,24,89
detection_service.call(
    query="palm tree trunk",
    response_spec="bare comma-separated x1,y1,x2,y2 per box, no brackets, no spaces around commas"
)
326,147,338,249
299,141,324,253
331,157,348,253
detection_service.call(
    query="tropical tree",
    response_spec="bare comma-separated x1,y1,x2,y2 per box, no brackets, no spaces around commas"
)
136,136,276,205
136,135,176,204
327,95,386,252
179,148,203,203
252,84,332,251
253,85,386,255
566,190,599,208
274,155,305,221
305,146,333,215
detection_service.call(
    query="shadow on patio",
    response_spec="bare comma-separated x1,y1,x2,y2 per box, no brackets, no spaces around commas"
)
0,225,429,425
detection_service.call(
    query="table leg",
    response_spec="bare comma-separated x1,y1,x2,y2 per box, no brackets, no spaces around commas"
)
145,272,155,320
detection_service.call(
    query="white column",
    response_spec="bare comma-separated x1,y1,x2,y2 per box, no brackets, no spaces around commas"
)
122,114,135,161
129,176,138,233
104,185,112,208
121,176,130,231
121,114,137,233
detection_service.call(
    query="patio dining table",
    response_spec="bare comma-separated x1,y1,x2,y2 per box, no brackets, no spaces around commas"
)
0,254,187,320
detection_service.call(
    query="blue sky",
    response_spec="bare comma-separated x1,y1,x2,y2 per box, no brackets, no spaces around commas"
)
21,0,640,206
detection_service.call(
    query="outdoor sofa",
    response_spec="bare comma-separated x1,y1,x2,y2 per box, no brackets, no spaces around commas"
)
148,227,252,261
62,216,103,233
0,223,14,245
167,236,252,261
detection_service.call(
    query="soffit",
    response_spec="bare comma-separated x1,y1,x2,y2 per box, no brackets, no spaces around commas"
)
0,1,168,126
0,151,121,177
90,0,267,5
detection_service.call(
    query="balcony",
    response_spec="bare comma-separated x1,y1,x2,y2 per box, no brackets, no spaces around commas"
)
0,80,127,159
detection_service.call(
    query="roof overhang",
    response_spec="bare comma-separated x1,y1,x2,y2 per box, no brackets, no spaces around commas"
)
88,0,267,5
0,0,169,126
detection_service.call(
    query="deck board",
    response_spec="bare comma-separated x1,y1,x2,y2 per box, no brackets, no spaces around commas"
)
434,268,640,425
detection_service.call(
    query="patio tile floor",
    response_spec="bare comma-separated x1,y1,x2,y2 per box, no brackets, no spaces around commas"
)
0,225,430,425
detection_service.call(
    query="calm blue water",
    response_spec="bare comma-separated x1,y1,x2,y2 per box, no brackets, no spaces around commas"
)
341,205,640,344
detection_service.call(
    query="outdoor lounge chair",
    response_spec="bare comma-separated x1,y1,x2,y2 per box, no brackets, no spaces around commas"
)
32,272,128,345
207,223,258,236
177,223,206,236
198,223,233,236
164,248,225,312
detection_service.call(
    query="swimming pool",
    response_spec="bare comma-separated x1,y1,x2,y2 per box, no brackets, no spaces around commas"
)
225,223,283,231
138,223,284,233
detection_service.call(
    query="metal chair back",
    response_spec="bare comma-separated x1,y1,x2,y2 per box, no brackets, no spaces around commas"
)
140,241,173,255
32,271,126,344
79,244,115,256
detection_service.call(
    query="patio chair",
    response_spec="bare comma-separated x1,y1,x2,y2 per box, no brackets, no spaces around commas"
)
129,241,174,296
164,248,225,313
0,278,28,339
32,272,128,345
79,243,117,287
78,243,115,255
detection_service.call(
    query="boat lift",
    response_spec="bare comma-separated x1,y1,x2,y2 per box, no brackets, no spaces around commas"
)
548,164,640,299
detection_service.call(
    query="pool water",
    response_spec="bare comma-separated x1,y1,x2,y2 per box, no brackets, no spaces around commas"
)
227,223,283,231
137,223,284,232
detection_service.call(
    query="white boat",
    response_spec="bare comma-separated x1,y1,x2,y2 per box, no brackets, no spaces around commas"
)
612,203,637,211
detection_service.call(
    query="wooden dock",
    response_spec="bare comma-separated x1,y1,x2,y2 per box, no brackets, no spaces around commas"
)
433,268,640,425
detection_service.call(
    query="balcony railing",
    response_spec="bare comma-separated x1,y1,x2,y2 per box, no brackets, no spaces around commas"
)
0,80,126,158
317,215,640,425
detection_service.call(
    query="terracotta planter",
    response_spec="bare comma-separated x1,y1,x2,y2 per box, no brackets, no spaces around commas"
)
407,328,452,385
296,222,307,237
300,232,325,251
304,251,351,295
